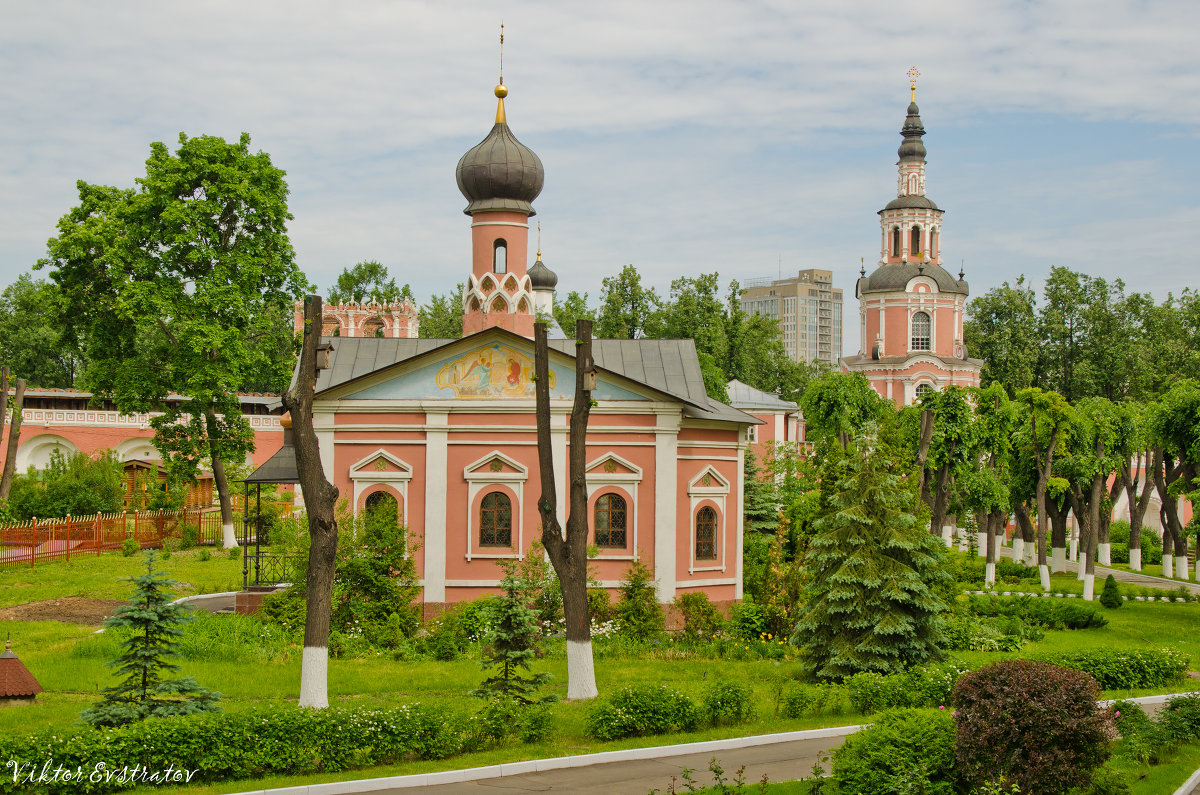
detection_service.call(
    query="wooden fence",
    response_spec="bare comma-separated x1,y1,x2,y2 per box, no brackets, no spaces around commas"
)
0,509,243,570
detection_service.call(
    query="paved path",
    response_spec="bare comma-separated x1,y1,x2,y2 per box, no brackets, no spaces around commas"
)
995,547,1200,595
393,735,844,794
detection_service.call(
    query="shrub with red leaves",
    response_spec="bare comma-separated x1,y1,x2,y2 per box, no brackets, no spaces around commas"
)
952,659,1115,794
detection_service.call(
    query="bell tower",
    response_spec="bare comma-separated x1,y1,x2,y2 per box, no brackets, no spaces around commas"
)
455,31,544,338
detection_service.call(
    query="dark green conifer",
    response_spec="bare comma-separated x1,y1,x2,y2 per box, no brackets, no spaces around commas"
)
1099,574,1123,609
81,551,221,727
793,429,950,681
472,566,551,704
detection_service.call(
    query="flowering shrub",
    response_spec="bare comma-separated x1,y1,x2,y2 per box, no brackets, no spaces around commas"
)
831,709,956,795
702,680,755,726
781,682,848,718
953,660,1115,794
845,661,970,714
585,685,699,740
1031,647,1188,689
0,703,473,794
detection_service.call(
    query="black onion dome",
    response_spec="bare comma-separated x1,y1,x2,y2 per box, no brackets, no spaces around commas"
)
456,122,544,216
862,263,967,296
898,101,927,162
528,258,557,290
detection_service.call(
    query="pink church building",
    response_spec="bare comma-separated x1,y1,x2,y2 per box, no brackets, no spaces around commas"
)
841,86,982,404
299,81,779,617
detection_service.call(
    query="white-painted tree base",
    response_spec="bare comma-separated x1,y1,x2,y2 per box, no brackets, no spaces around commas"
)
1164,557,1174,579
221,521,238,549
1129,548,1142,571
1023,544,1037,567
1069,539,1079,562
1098,542,1110,566
1177,556,1190,581
1012,538,1025,562
1039,564,1051,591
984,562,995,588
976,532,987,557
566,639,598,701
1083,573,1094,601
299,646,329,708
1077,553,1088,581
1052,546,1067,573
941,526,954,548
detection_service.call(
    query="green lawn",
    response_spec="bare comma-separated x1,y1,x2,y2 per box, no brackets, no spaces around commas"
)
5,550,1200,793
0,548,244,608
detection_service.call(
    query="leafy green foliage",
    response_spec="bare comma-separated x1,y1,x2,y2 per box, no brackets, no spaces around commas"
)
702,680,755,726
80,551,221,727
595,264,662,340
844,661,970,714
780,682,849,719
966,595,1108,630
1031,647,1189,689
799,371,891,452
417,284,464,338
552,290,596,338
40,132,307,516
331,501,421,644
673,592,725,640
1,702,477,793
5,449,124,520
794,432,950,680
953,660,1114,795
831,708,956,795
0,274,83,388
326,261,412,306
585,685,700,740
616,558,663,640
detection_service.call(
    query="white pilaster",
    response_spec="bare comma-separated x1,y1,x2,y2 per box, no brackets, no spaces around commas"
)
736,440,746,600
423,410,449,603
654,412,681,603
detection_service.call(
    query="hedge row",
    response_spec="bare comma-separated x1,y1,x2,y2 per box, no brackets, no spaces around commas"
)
1032,647,1190,690
0,703,468,794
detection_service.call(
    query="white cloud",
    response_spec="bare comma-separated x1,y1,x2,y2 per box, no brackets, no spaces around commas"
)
2,0,1197,357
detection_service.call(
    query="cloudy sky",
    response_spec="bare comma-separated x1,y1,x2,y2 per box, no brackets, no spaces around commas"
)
3,1,1197,355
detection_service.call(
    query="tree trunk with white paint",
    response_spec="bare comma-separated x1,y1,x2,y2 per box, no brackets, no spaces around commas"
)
283,296,340,709
204,409,239,549
0,378,24,500
1129,547,1141,571
534,321,598,701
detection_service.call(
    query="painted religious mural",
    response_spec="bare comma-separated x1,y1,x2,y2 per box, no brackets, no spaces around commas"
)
434,344,554,398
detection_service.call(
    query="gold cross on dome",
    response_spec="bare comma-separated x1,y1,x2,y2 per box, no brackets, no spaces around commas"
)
907,66,920,101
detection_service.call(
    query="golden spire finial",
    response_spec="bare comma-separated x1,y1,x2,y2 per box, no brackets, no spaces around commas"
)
537,221,542,260
494,23,508,123
907,66,920,102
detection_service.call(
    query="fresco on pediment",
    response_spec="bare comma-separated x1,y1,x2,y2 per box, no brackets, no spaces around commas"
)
435,344,555,398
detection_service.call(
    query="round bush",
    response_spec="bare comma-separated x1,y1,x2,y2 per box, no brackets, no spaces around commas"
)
585,685,699,740
952,660,1115,794
702,680,755,726
831,708,955,795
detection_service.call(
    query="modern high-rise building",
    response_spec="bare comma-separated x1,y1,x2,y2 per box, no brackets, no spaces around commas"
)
740,269,843,366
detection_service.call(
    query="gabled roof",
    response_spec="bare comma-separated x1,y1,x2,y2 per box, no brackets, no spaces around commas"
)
0,642,42,698
726,379,799,412
308,328,759,425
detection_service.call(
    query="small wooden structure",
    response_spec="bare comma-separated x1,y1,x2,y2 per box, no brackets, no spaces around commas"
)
122,459,214,510
237,416,301,612
0,639,42,706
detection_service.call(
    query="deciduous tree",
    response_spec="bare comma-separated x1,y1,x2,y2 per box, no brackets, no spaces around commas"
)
534,319,598,700
41,133,306,548
282,296,341,708
326,261,412,305
418,284,464,339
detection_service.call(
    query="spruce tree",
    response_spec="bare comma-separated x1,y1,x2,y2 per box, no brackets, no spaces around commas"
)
472,566,551,704
81,551,221,727
793,430,950,681
1099,574,1123,609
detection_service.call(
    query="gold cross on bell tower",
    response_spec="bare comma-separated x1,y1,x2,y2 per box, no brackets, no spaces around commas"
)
907,66,920,102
